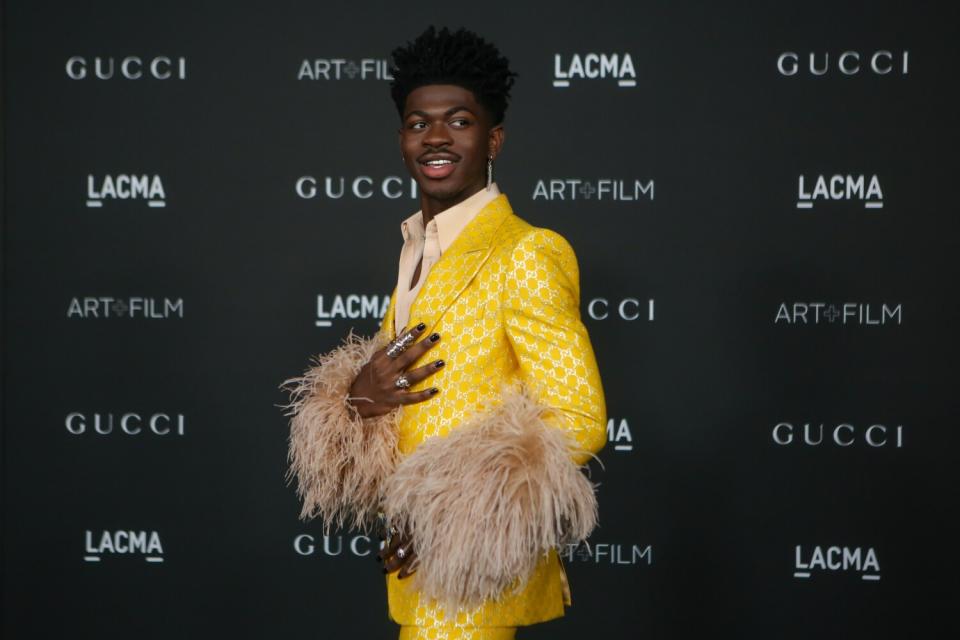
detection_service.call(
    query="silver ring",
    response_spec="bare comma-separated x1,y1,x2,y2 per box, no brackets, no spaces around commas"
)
396,547,406,559
386,332,416,358
394,374,411,389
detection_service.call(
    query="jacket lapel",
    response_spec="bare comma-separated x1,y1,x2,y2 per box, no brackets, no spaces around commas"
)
407,193,513,332
380,285,398,340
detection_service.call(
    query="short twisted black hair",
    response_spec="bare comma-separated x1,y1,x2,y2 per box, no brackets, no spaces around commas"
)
389,25,518,125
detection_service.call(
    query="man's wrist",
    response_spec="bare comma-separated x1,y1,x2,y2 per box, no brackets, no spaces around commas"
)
345,395,363,421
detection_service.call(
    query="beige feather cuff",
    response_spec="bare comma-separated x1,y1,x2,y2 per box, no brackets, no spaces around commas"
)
280,329,400,534
382,381,599,611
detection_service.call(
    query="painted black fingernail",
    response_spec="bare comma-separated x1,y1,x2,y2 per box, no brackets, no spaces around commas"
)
430,387,439,395
435,360,445,368
430,333,440,342
416,322,426,331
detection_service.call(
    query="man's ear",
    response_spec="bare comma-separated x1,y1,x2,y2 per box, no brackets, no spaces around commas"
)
488,124,505,161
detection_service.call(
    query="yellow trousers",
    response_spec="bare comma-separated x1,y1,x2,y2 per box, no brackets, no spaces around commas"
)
398,624,517,639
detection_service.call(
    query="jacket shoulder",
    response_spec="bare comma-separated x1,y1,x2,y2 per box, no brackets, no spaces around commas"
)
497,213,578,264
493,215,581,303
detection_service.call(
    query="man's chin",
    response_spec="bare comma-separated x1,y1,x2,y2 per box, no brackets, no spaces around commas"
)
418,181,467,202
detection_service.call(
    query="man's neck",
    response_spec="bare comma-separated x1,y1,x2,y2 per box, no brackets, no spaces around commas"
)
420,180,487,225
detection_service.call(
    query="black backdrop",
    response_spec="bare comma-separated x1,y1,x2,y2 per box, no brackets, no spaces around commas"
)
2,1,958,638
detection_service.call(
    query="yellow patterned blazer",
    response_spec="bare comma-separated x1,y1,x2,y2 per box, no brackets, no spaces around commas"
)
283,192,607,628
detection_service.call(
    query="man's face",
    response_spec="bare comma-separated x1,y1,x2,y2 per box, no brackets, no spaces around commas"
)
398,83,503,204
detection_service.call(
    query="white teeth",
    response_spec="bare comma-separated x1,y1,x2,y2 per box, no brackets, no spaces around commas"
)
425,159,452,166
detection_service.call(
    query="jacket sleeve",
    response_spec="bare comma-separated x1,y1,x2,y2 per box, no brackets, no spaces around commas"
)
381,228,607,611
499,227,608,462
279,296,401,535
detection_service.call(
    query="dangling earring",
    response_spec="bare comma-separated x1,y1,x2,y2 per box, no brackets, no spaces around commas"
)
486,155,493,190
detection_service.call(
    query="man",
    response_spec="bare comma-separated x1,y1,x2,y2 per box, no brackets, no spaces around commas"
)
281,25,607,639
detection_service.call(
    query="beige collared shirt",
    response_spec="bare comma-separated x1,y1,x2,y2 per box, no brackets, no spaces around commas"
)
394,182,501,335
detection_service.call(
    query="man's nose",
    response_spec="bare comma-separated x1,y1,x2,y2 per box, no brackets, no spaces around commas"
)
423,122,453,147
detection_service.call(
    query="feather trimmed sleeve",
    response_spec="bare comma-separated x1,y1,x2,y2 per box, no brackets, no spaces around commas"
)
279,328,401,534
382,382,599,611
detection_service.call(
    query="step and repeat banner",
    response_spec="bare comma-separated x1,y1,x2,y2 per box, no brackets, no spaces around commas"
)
2,2,957,638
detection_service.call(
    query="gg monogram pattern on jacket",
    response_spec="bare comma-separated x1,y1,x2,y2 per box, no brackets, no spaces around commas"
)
376,193,607,627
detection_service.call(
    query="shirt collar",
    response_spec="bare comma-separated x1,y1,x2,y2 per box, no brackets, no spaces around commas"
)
400,182,501,253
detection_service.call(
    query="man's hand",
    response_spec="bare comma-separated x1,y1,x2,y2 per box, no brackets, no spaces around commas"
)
378,524,418,579
348,322,444,419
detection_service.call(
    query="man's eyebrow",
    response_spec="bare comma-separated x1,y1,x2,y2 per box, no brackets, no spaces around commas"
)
406,105,475,119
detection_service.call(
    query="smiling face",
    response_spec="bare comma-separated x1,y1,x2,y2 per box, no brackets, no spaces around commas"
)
398,84,504,213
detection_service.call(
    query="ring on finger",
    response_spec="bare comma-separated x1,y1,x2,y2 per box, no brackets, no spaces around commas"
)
386,332,416,358
394,374,411,389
